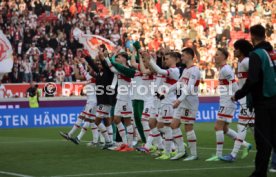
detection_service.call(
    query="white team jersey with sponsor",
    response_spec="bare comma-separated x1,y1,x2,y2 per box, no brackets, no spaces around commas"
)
161,67,180,104
218,65,238,108
85,79,97,104
116,73,131,101
141,73,156,102
237,57,249,105
79,64,97,104
179,65,201,110
130,71,145,101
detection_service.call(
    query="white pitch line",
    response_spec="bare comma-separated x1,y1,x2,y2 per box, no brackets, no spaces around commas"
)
50,165,254,177
0,139,257,152
0,170,33,177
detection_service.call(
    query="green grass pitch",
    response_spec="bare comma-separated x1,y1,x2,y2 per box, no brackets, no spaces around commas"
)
0,123,274,177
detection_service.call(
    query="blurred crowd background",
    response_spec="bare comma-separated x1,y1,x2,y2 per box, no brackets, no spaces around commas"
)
0,0,275,84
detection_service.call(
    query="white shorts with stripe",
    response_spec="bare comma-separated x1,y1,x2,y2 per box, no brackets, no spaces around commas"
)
96,104,112,118
142,100,155,121
173,107,197,124
81,102,97,121
157,104,174,123
150,98,161,119
217,106,235,123
114,100,133,118
238,105,255,124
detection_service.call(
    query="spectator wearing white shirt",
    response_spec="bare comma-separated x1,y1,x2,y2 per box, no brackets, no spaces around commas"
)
26,43,41,60
44,44,54,59
22,57,33,83
237,3,244,16
55,65,66,83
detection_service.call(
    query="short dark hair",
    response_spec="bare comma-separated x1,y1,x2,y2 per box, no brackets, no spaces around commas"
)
234,39,253,57
182,47,195,58
250,24,266,40
174,52,181,59
217,48,229,59
117,52,129,60
165,52,178,60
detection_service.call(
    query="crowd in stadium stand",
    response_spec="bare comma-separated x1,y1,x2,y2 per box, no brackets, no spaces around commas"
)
0,0,275,83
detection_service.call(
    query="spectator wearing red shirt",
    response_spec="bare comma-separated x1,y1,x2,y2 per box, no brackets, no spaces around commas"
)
64,61,73,82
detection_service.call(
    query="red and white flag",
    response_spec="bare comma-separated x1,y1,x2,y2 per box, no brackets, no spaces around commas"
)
0,30,13,79
73,28,116,58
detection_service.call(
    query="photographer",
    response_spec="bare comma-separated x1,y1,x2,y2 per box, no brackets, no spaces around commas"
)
26,82,40,108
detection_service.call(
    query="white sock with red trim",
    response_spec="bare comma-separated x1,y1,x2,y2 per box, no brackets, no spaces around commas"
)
225,128,237,140
126,125,134,147
77,121,90,140
151,127,163,149
107,125,113,143
98,123,111,143
172,128,185,153
163,126,173,155
145,133,153,149
91,123,99,143
231,124,248,157
142,120,150,140
68,117,83,137
187,130,197,156
117,122,127,144
216,130,224,157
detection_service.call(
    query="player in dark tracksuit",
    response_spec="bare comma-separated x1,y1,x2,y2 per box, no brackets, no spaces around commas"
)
84,52,117,148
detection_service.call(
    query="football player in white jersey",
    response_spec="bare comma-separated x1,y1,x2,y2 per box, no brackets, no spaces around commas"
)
168,48,201,161
149,52,180,160
130,50,164,153
206,48,239,161
60,58,98,145
129,50,155,144
220,39,254,162
105,50,134,152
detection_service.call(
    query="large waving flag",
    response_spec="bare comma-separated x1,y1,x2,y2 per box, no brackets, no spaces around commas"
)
73,28,116,58
0,30,13,80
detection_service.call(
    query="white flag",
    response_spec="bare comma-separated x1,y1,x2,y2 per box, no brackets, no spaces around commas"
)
73,28,116,58
0,30,13,79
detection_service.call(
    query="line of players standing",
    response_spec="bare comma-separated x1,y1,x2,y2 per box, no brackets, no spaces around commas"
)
59,39,254,162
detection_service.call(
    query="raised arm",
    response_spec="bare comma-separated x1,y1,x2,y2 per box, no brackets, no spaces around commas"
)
84,55,99,73
130,50,139,69
139,53,152,74
105,56,120,74
149,58,168,76
78,63,92,81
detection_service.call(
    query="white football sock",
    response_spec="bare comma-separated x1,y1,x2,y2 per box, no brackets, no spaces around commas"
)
216,130,224,157
107,125,113,143
68,117,83,137
117,122,127,144
77,121,90,140
142,120,150,140
187,130,197,156
126,125,134,147
91,123,99,143
98,123,111,143
163,126,173,155
225,128,237,140
172,128,185,153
